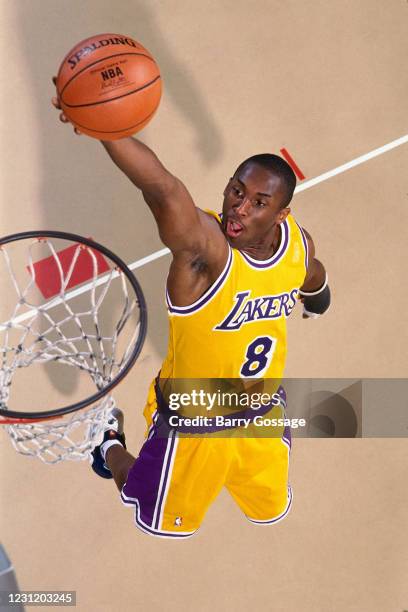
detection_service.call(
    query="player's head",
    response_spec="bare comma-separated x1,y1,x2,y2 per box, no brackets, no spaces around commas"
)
233,154,296,208
222,154,296,249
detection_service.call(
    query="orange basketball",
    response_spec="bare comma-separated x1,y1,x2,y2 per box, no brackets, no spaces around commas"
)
56,33,162,140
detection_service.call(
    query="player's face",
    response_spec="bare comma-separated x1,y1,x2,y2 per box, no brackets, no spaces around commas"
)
222,163,290,253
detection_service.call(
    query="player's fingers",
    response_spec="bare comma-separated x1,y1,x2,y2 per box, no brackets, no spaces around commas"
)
52,96,61,110
53,77,79,135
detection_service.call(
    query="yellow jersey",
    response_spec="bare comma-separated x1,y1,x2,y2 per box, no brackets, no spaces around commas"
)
161,212,308,380
132,212,301,537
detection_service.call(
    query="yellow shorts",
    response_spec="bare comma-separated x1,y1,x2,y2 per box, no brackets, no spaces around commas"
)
121,380,292,538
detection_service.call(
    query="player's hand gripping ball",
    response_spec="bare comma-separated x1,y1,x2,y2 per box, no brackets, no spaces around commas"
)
55,33,162,139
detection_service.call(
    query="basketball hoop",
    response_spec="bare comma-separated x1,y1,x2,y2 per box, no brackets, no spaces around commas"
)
0,231,147,463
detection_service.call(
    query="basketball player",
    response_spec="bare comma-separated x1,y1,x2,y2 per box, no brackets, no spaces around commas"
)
52,94,330,537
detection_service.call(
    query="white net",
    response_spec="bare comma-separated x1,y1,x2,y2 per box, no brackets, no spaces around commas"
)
6,395,116,463
0,234,145,464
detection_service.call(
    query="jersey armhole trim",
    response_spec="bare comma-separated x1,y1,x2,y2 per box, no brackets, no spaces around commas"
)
295,222,309,271
166,245,233,315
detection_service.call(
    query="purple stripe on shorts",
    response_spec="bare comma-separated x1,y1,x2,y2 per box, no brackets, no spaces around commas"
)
283,424,292,447
120,493,195,538
281,387,291,448
278,386,287,405
147,411,158,439
154,431,177,530
282,437,291,451
122,430,174,529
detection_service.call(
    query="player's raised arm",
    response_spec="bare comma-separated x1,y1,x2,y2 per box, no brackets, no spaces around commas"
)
52,81,221,259
299,228,331,319
100,137,207,255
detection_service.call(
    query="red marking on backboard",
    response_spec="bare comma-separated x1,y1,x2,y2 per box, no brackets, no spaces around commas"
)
280,148,306,181
28,239,110,299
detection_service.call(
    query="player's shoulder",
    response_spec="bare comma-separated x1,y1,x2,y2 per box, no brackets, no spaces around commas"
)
286,215,316,265
297,225,315,265
287,214,314,247
299,227,314,252
299,225,312,242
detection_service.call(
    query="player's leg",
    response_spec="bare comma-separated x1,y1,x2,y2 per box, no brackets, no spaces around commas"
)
91,407,133,488
104,445,136,492
226,432,292,524
92,380,230,537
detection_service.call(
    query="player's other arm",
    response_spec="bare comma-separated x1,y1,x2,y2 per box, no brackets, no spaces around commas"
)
299,228,331,319
101,138,211,255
